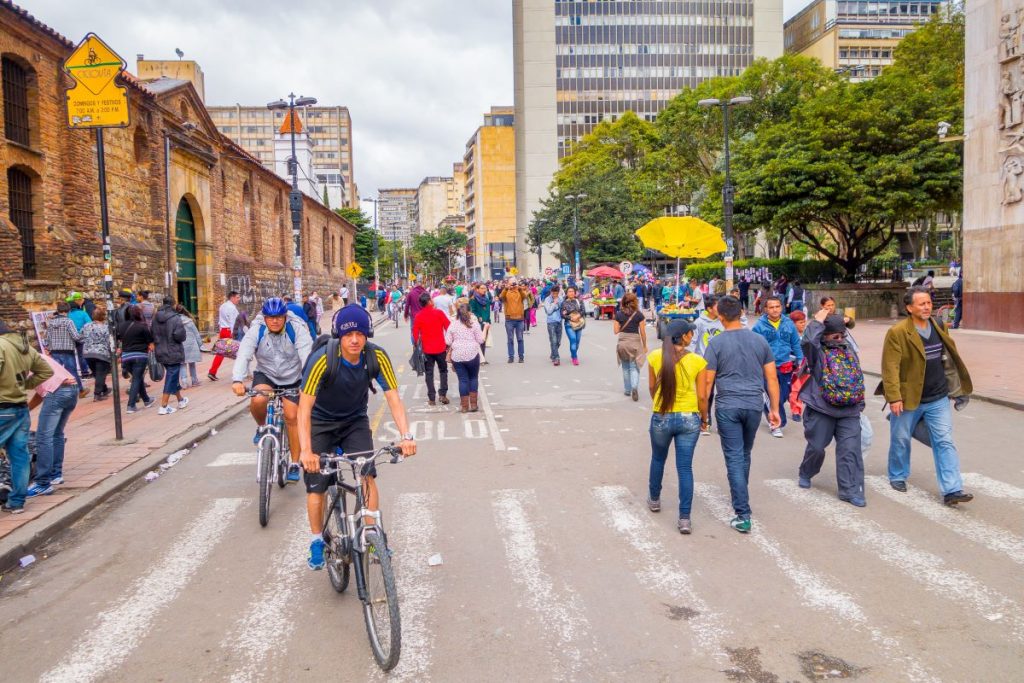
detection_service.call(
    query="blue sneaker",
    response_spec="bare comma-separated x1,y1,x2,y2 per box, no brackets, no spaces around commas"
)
27,482,54,497
51,476,64,485
798,476,812,489
308,538,326,570
286,463,301,483
841,496,867,508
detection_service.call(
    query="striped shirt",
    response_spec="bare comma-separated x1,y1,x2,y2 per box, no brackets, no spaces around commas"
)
301,344,397,422
45,315,81,352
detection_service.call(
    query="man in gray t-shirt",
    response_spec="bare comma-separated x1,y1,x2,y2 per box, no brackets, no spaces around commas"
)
703,296,781,534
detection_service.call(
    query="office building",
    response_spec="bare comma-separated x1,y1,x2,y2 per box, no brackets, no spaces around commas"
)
464,107,517,281
513,0,785,275
416,173,464,235
207,104,357,208
135,55,205,101
378,188,418,247
784,0,944,80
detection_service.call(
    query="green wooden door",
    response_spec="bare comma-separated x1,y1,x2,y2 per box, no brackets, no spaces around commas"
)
175,199,198,316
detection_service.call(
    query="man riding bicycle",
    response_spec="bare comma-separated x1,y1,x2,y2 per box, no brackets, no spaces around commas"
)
232,297,313,482
298,305,416,569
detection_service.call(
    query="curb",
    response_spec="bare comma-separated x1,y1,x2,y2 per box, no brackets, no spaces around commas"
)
861,370,1024,412
0,399,251,574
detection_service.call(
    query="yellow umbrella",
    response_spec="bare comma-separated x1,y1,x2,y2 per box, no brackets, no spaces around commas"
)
635,216,727,259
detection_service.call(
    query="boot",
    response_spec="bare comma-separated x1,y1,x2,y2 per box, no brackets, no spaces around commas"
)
460,396,470,413
469,392,479,412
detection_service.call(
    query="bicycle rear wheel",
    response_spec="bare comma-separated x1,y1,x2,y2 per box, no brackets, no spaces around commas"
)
258,439,275,527
361,531,401,671
323,494,350,593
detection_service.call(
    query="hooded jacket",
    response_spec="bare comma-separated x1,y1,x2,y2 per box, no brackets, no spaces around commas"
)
404,285,428,322
151,305,187,365
0,331,53,404
690,311,724,356
752,314,804,368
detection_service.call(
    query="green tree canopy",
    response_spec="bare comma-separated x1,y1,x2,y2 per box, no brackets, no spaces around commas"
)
411,226,468,278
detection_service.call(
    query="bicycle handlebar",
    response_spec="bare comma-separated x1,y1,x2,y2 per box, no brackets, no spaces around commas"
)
318,445,404,471
245,387,301,398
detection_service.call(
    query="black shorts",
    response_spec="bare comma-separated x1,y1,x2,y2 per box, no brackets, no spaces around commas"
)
251,372,300,403
304,415,375,493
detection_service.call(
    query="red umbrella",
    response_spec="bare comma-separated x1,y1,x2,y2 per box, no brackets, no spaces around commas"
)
586,265,625,279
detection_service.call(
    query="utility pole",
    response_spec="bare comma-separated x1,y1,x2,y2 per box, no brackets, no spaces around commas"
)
566,193,587,282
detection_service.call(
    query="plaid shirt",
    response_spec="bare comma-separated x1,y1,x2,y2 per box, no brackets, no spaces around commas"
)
45,314,81,352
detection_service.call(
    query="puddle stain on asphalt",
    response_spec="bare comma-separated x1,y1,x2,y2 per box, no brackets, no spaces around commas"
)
723,647,779,683
662,603,700,621
797,651,869,680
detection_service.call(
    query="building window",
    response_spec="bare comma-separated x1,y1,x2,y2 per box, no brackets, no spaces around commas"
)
2,57,32,146
323,227,329,266
8,167,35,277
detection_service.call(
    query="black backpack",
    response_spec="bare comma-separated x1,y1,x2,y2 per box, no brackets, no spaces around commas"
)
305,334,383,394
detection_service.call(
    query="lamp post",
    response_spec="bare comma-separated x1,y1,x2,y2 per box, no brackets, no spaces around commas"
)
268,93,317,299
698,95,751,291
566,193,587,283
363,196,382,289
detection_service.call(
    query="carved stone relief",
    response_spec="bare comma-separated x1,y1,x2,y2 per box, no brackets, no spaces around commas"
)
1000,5,1024,204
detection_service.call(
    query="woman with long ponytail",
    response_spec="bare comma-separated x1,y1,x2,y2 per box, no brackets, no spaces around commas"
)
646,319,709,534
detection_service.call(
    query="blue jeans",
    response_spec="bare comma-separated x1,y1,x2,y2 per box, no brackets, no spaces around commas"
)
126,357,151,408
51,350,83,391
453,356,480,397
764,371,792,428
34,385,78,486
547,322,563,360
715,407,762,519
790,300,805,312
887,397,963,495
0,405,31,508
505,319,525,360
563,322,583,360
952,298,962,328
621,360,640,393
163,363,182,396
649,412,701,517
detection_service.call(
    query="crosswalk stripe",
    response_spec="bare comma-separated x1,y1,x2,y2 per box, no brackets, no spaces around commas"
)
380,493,441,682
765,480,1024,644
491,489,590,679
223,512,310,683
40,498,247,683
961,473,1024,503
865,476,1024,566
207,451,255,467
591,486,729,663
695,483,938,683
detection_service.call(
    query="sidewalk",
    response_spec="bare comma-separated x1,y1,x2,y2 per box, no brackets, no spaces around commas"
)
853,319,1024,409
0,352,246,550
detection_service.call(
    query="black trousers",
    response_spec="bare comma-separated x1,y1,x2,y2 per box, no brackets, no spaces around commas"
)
423,352,449,400
799,406,865,500
87,358,111,396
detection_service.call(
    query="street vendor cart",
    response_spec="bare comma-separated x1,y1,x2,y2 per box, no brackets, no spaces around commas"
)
592,298,617,320
655,305,699,340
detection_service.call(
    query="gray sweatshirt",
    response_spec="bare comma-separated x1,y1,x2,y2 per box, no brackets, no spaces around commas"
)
232,311,313,385
690,311,724,356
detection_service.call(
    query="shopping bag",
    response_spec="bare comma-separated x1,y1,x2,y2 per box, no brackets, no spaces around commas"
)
147,352,165,382
212,337,240,359
860,413,873,453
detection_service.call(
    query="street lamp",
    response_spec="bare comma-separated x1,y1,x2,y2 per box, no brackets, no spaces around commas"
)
268,93,317,299
698,95,752,290
565,193,587,282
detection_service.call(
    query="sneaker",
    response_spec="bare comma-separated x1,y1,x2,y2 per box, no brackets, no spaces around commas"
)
792,413,802,423
770,428,784,438
207,373,218,381
678,518,692,535
518,357,525,363
647,497,661,512
286,463,302,483
51,476,64,485
571,358,579,366
308,537,326,570
177,396,190,410
126,406,138,414
143,398,156,409
553,359,560,366
26,482,54,497
158,406,177,416
624,391,631,397
943,490,974,506
730,516,752,534
700,426,711,437
507,358,514,364
841,496,867,508
890,480,907,493
798,476,812,489
2,503,24,515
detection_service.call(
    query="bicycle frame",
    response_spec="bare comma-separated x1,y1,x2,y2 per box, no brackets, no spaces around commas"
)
254,394,286,480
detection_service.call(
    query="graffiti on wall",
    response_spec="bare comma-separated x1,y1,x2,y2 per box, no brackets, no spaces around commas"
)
226,274,291,307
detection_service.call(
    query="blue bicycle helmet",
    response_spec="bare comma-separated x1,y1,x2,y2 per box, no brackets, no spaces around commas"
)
261,297,288,317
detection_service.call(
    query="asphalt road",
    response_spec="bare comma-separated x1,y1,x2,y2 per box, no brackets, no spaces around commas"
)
1,315,1022,682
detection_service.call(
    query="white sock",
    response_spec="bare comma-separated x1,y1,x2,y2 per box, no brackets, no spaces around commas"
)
311,533,321,543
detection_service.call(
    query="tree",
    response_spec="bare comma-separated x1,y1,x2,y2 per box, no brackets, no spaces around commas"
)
411,226,468,278
322,186,330,209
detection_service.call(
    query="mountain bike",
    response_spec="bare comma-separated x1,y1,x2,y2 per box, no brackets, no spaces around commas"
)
319,445,404,671
248,388,299,527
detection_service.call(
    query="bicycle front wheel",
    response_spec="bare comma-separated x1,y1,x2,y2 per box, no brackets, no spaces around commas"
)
361,531,401,671
323,496,350,593
258,439,275,527
276,428,289,489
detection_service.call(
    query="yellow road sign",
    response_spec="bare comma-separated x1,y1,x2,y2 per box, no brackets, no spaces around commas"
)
64,33,129,129
346,262,364,278
509,266,519,275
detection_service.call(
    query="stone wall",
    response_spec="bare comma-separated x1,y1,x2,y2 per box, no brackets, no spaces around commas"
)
804,283,907,320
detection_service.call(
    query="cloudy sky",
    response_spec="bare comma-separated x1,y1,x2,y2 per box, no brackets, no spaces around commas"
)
30,0,808,208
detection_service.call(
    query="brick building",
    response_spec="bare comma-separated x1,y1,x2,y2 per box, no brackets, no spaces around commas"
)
0,1,355,331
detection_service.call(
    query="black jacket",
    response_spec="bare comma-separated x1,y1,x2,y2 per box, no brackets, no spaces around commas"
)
117,320,153,354
151,305,186,365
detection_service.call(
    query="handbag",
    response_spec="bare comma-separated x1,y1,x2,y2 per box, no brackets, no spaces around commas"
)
567,302,586,331
147,351,165,382
860,413,873,453
213,337,240,359
409,334,426,377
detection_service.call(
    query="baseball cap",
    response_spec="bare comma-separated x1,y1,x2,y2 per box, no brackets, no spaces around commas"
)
666,319,696,344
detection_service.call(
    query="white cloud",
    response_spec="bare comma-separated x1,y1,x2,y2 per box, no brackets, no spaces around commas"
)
784,0,813,20
28,0,512,200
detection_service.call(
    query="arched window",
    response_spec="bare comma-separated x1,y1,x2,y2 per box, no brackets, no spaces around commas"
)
8,167,36,277
133,126,149,164
2,56,34,146
322,227,329,266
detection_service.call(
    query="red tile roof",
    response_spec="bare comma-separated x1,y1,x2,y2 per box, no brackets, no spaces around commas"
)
0,0,74,48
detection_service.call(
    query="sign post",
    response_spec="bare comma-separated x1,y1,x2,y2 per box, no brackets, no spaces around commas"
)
64,33,130,441
346,261,363,307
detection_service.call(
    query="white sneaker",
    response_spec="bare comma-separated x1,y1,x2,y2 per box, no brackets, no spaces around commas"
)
158,406,177,416
178,396,190,410
771,428,783,438
700,426,712,437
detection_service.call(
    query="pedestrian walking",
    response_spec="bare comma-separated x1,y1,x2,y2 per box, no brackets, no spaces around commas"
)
112,288,133,329
117,306,154,413
138,290,156,328
0,318,53,513
703,295,781,533
67,292,93,377
26,353,79,497
445,304,485,412
176,305,203,388
691,296,724,435
208,291,240,381
44,301,85,396
752,295,803,437
738,277,750,310
543,285,565,365
500,279,530,363
433,286,456,320
470,283,493,361
81,308,112,400
561,286,586,366
951,270,963,329
152,297,189,415
879,286,974,506
340,284,350,306
404,282,428,331
787,279,806,313
646,319,708,534
796,310,867,506
412,293,451,406
614,293,648,401
525,283,538,334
